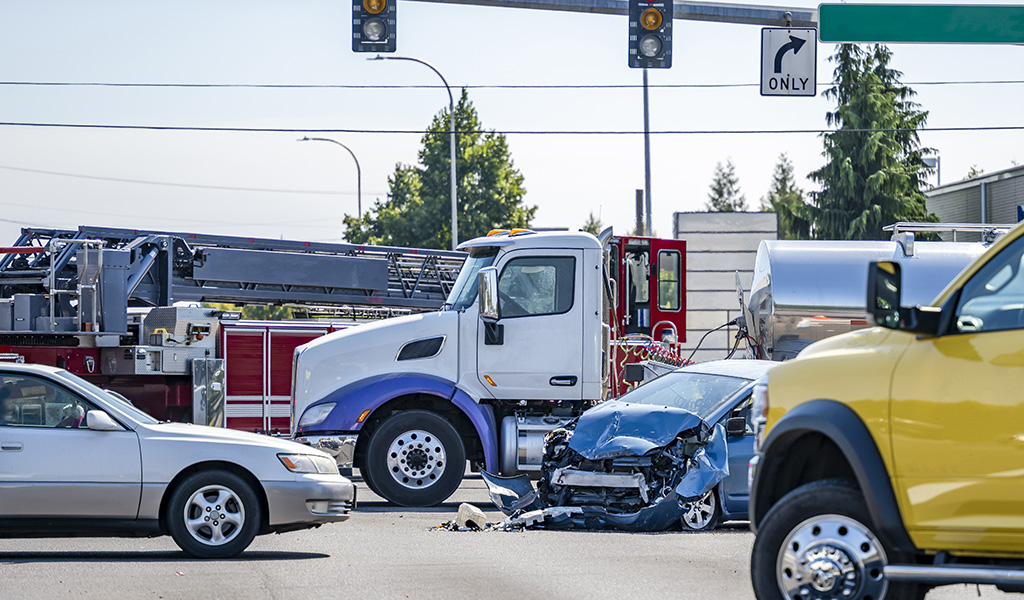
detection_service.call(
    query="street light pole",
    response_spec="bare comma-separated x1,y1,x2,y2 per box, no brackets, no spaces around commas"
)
372,55,458,250
298,136,363,219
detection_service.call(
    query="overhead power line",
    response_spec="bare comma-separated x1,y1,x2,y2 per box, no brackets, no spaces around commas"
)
0,80,1022,90
0,164,381,195
1,121,1022,135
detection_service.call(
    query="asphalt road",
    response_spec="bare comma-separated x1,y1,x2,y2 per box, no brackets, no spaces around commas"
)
0,474,1014,600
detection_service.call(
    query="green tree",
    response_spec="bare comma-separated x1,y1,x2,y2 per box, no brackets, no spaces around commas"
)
760,153,812,240
344,90,535,249
809,44,936,240
204,303,293,320
705,159,748,212
582,211,604,235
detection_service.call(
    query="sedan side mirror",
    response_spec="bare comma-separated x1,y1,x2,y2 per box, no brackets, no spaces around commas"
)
86,410,123,431
726,416,748,437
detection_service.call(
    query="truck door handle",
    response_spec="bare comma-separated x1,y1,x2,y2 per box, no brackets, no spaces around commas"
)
549,376,578,387
1,442,23,452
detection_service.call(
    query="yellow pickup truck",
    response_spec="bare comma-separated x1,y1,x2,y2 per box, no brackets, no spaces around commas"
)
748,222,1024,599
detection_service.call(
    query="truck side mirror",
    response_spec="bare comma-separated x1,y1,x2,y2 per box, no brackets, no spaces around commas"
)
867,261,902,329
478,266,499,322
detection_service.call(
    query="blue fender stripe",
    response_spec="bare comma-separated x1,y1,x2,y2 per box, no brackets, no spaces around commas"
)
299,373,498,473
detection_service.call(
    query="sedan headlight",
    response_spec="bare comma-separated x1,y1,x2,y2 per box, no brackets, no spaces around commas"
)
297,402,336,429
278,453,338,474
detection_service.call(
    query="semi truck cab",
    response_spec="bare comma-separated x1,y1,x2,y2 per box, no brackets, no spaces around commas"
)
291,229,608,506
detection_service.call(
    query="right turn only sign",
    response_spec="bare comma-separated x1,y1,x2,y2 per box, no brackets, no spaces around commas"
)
761,27,817,97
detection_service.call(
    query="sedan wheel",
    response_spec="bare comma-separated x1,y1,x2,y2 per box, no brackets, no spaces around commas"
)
167,470,260,558
681,488,721,531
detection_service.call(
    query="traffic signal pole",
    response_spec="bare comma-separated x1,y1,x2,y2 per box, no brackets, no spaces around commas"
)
407,0,816,27
642,68,652,237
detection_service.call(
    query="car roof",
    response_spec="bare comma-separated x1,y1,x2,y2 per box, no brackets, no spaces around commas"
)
674,359,776,380
0,362,66,376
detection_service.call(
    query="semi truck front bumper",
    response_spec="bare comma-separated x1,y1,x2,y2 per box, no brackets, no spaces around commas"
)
293,434,358,471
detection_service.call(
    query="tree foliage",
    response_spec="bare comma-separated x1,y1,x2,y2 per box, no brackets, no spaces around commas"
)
705,159,748,212
809,44,936,240
760,153,812,240
582,211,604,235
343,90,535,249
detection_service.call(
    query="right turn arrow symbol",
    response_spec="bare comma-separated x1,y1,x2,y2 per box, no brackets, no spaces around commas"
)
773,35,807,73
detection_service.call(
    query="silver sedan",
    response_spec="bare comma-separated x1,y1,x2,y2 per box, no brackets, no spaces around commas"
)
0,363,355,558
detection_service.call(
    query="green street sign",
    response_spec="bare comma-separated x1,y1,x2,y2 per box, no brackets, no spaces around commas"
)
819,4,1024,44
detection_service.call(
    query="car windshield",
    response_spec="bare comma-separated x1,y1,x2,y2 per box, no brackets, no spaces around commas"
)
54,371,160,425
445,247,498,311
621,371,750,418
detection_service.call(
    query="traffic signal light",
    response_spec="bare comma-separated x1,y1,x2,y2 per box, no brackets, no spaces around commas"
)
629,0,672,68
353,0,396,53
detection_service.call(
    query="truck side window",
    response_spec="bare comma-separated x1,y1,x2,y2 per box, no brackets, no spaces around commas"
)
658,250,681,311
498,257,575,318
954,235,1024,334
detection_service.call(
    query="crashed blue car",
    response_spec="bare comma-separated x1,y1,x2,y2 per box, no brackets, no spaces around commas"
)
482,360,775,532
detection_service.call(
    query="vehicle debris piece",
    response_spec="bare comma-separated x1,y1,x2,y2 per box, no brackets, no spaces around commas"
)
480,401,729,532
455,503,488,530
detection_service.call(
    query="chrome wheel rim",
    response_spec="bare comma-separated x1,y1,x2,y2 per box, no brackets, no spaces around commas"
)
682,489,716,529
183,485,245,547
386,429,446,490
777,514,888,600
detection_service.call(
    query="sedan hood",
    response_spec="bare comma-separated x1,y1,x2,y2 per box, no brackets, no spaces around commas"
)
568,400,707,460
143,423,320,454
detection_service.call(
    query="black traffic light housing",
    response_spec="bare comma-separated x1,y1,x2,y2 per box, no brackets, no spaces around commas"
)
353,0,396,53
629,0,672,68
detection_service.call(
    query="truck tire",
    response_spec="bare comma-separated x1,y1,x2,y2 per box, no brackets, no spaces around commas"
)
365,409,466,507
681,488,720,531
166,470,261,559
750,479,924,600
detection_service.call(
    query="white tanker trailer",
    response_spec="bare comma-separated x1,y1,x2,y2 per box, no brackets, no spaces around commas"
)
745,223,1012,361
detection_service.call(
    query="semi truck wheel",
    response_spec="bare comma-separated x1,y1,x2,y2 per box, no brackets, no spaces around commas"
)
365,409,465,507
750,479,924,600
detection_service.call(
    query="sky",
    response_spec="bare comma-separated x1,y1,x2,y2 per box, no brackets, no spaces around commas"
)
0,0,1021,247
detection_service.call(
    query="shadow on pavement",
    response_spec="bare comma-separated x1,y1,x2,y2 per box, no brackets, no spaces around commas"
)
0,550,329,564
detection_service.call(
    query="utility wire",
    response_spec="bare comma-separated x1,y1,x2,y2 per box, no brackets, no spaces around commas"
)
0,164,381,196
1,121,1021,135
1,80,1022,89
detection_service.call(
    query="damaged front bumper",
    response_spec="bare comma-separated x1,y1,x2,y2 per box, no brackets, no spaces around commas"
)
481,400,730,532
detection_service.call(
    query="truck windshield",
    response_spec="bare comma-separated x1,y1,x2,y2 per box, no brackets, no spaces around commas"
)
446,248,498,310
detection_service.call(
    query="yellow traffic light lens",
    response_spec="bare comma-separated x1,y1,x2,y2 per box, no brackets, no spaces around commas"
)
640,8,663,30
364,0,386,15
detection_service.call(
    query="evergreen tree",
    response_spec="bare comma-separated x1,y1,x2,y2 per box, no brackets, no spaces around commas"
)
809,44,936,240
344,90,535,249
705,159,748,212
582,211,603,235
760,153,812,239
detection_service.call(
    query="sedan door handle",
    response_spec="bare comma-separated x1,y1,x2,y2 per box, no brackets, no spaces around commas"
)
549,376,578,387
1,442,23,452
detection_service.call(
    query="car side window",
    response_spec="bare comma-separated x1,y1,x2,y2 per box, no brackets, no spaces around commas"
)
497,256,575,318
0,375,97,428
954,235,1024,334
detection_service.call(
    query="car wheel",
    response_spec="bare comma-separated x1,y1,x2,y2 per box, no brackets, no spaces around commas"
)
167,470,260,559
750,479,924,600
681,488,721,531
365,409,465,507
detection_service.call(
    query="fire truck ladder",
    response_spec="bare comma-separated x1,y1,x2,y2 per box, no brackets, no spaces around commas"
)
0,226,466,335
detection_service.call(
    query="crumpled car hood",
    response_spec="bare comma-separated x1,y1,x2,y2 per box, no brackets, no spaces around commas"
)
567,400,708,460
481,402,730,532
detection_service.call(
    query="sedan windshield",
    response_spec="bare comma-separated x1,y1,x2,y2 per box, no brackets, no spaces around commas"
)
54,371,159,425
621,371,750,418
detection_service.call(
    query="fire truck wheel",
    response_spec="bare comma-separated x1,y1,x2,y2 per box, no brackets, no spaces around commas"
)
365,409,465,507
